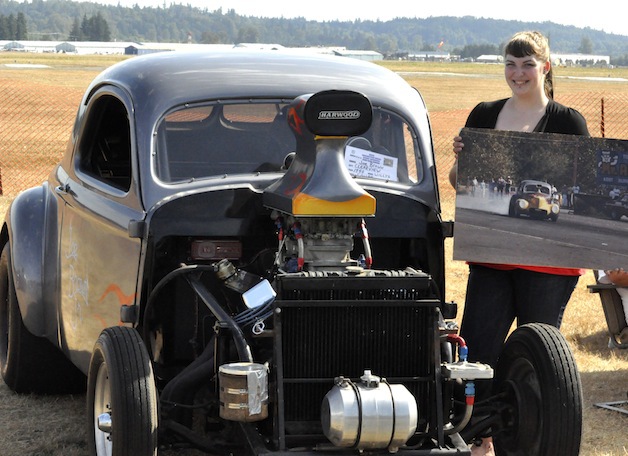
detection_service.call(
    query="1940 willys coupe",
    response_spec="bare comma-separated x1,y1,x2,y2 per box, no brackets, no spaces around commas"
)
508,179,561,222
1,50,582,455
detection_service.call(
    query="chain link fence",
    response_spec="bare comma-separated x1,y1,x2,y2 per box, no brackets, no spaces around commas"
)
0,80,82,199
1,78,627,221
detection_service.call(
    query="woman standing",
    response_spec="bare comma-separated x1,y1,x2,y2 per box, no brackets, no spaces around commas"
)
449,31,590,456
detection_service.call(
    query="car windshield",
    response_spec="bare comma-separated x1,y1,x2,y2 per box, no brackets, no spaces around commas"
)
524,184,550,194
154,100,422,184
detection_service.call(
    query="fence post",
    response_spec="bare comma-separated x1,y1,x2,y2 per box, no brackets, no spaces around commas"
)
600,97,605,138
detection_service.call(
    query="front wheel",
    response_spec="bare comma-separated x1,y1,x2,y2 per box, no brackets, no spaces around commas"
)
87,326,158,456
507,196,518,217
493,323,582,456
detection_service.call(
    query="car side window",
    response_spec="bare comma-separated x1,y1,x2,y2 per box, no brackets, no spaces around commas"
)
156,102,294,182
77,95,132,192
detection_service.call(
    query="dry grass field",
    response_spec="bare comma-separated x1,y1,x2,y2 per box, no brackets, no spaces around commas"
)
0,54,626,455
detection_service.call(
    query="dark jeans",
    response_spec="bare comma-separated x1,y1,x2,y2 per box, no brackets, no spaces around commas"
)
460,265,579,368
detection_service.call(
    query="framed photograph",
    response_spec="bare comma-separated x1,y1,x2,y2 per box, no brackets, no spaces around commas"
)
453,127,628,270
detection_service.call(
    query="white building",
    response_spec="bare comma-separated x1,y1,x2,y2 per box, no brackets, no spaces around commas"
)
551,53,610,66
2,40,382,60
407,51,451,61
56,41,133,54
476,54,503,63
3,40,58,53
1,40,132,54
333,49,383,61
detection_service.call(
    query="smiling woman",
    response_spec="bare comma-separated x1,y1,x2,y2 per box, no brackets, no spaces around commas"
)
449,30,592,456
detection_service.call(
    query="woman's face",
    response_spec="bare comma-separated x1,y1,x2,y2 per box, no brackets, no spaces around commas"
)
504,54,549,98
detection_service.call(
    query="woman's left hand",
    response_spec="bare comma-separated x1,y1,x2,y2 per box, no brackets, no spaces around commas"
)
606,268,628,287
453,135,464,156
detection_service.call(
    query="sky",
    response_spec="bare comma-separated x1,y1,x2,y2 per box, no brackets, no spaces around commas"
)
90,0,628,37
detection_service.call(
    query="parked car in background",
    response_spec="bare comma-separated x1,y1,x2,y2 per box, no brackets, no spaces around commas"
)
508,179,561,222
605,192,628,220
0,50,582,456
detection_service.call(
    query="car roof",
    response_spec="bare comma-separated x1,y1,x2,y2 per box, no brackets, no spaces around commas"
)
77,49,437,210
521,179,551,187
86,49,427,130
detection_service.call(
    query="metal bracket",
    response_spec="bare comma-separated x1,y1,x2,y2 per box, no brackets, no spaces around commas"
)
594,400,628,415
442,220,454,238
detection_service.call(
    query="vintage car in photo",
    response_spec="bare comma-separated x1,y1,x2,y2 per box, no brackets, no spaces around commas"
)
1,50,582,455
604,192,628,220
508,179,561,222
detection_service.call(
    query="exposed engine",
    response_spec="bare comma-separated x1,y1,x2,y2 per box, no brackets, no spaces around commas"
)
154,90,493,454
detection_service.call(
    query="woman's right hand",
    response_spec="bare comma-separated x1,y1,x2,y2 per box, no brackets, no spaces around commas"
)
449,135,464,188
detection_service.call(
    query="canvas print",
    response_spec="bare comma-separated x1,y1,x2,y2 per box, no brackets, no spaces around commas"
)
453,127,628,270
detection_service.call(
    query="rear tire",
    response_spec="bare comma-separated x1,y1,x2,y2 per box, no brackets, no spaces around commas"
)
0,243,85,393
493,323,582,456
87,326,158,456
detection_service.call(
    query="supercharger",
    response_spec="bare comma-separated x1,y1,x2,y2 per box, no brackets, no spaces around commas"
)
321,370,418,453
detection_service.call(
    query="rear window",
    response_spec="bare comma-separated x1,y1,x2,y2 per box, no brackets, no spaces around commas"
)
154,100,422,184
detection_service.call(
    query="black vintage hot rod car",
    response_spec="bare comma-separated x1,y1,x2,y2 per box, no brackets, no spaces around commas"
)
1,50,582,455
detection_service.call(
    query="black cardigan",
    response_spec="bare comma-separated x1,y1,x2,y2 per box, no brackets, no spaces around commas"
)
465,98,590,136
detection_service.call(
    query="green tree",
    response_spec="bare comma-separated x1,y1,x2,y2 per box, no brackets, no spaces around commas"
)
237,25,259,43
7,13,16,40
0,2,627,60
16,12,27,39
93,12,111,41
80,14,89,39
68,17,81,41
0,15,9,39
579,36,593,54
362,34,377,51
377,34,397,54
80,12,111,41
201,30,223,44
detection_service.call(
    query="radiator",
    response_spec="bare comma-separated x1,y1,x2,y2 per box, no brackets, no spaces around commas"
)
273,274,441,442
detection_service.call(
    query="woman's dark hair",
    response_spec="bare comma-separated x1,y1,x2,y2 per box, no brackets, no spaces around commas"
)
504,31,554,99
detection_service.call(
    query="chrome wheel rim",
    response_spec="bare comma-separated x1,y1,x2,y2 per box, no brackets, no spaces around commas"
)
93,362,113,456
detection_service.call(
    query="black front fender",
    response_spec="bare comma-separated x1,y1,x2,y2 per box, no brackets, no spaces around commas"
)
6,183,59,337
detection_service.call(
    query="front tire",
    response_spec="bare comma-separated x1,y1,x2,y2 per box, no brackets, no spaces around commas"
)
493,323,582,456
87,326,158,456
508,196,517,217
0,243,85,393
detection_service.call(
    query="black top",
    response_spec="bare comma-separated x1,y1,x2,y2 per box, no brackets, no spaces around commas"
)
465,98,590,136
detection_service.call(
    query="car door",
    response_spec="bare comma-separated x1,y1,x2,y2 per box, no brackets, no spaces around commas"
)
55,89,144,371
